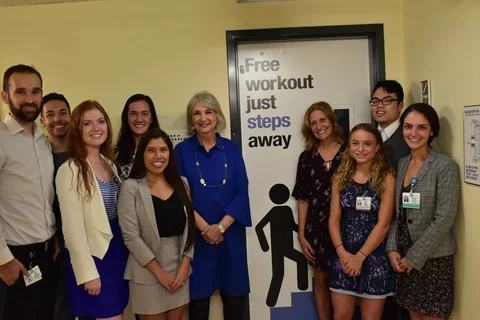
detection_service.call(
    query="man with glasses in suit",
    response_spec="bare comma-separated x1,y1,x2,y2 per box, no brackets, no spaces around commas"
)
370,80,410,320
370,80,410,170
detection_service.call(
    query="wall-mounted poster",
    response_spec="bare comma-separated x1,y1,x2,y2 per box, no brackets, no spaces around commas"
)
421,80,431,105
464,105,480,186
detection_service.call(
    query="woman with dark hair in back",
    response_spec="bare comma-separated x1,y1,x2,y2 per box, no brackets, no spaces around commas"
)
292,101,345,319
116,94,160,180
118,128,195,320
387,103,459,320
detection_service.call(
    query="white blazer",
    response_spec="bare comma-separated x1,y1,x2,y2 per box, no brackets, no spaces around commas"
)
56,157,121,285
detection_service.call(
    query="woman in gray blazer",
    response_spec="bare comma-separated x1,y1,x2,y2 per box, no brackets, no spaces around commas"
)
387,103,460,319
118,129,195,320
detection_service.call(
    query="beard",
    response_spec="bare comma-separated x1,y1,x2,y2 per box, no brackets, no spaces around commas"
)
8,96,41,122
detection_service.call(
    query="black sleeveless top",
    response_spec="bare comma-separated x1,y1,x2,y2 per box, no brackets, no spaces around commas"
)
151,191,186,237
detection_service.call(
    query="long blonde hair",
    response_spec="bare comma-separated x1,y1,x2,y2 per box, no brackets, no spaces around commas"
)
301,101,344,151
335,123,394,196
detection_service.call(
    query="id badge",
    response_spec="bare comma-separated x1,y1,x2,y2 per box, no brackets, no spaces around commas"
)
402,192,420,209
355,197,372,212
24,265,43,286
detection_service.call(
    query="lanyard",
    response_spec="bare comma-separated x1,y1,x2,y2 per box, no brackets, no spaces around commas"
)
410,177,418,194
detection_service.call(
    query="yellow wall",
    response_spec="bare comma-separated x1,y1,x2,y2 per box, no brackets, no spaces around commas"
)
2,0,477,318
0,0,405,131
402,1,480,319
0,0,405,319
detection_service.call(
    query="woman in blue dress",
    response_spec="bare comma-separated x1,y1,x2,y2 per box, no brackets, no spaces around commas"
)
175,91,252,320
56,100,129,319
328,123,395,320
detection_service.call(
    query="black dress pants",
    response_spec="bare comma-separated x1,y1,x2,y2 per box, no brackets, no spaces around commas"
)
0,239,56,320
189,290,246,320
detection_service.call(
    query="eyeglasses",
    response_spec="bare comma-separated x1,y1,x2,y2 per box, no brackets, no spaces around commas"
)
369,97,398,106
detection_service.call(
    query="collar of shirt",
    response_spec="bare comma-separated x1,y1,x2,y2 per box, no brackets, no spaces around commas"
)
191,133,225,151
378,119,400,140
4,113,43,140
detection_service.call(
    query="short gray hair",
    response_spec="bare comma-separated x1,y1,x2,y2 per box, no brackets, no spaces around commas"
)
186,91,226,135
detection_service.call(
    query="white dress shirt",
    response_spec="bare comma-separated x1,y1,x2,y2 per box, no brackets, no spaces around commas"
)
0,114,55,264
378,119,400,142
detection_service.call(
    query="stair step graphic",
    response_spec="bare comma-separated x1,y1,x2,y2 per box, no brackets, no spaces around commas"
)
269,278,362,320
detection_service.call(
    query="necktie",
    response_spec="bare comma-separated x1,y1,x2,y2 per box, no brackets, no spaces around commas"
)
380,129,388,142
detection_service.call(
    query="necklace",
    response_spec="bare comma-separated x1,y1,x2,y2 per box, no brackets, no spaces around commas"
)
324,160,332,171
318,142,340,171
194,143,228,188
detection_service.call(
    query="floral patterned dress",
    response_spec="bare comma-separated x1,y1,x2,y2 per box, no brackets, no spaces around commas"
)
329,180,394,298
395,185,454,317
292,145,345,270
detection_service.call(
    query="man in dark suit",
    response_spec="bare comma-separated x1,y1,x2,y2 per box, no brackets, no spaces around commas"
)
370,80,410,320
370,80,410,170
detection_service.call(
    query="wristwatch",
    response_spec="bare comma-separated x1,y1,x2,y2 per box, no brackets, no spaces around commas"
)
217,224,225,234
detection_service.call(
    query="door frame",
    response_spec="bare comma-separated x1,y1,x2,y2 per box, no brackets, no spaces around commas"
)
226,24,386,149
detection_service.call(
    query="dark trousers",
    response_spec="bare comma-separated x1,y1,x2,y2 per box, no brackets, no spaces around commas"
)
381,297,411,320
53,251,74,320
189,291,246,320
0,239,56,320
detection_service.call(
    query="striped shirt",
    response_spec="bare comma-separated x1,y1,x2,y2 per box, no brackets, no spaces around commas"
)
96,177,119,220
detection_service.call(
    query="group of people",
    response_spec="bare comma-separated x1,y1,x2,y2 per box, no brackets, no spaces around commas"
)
0,64,251,320
0,63,459,320
294,80,459,320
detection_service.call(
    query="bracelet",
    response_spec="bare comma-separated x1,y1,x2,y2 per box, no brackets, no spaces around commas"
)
335,244,343,250
359,250,367,257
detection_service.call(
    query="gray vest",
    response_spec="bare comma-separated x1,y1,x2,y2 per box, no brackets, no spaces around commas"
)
383,126,410,170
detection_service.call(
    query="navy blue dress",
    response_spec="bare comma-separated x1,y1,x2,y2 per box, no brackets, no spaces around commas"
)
175,134,252,300
330,180,394,299
65,177,129,318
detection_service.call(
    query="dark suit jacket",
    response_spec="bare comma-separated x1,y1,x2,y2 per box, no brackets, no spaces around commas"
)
386,150,460,270
383,126,410,170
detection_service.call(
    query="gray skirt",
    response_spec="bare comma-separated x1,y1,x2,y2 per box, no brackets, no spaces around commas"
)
130,236,190,315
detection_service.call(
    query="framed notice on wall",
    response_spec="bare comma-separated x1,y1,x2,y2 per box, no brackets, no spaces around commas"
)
421,80,431,104
464,105,480,186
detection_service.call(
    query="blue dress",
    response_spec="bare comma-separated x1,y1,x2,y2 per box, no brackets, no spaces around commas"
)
65,177,129,318
330,180,394,299
175,134,252,300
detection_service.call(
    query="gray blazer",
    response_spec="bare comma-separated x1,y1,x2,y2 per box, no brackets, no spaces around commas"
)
386,149,459,270
117,177,194,285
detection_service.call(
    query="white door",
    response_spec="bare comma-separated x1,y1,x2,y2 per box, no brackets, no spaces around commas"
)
237,38,372,320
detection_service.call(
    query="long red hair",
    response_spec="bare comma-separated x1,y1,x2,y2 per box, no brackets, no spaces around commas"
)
66,100,115,200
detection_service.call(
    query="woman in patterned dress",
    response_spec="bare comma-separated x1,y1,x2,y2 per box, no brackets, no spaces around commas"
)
116,94,160,180
292,101,345,319
387,103,459,320
329,123,396,320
